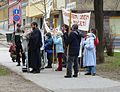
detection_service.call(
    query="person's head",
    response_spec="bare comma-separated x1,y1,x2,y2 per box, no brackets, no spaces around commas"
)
17,23,21,28
90,28,97,35
46,32,52,38
72,24,78,31
86,33,93,38
31,22,38,30
57,31,63,37
62,24,69,33
86,33,96,39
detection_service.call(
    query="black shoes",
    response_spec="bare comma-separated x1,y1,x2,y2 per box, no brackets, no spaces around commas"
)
55,68,62,71
73,75,78,78
85,73,96,76
85,73,91,75
92,73,96,76
16,64,20,66
23,63,25,66
30,69,40,74
45,66,52,68
33,70,40,74
64,75,72,78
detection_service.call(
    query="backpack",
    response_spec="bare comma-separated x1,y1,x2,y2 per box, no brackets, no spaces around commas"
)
94,37,99,46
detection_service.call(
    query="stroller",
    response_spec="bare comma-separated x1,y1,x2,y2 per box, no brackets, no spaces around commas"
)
9,43,16,62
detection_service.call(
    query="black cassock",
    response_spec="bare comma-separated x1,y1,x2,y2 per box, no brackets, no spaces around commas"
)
28,28,42,70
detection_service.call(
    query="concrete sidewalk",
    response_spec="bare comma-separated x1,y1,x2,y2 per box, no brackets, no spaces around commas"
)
0,47,120,92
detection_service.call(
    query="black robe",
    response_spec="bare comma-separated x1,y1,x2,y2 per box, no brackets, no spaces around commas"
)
28,28,42,70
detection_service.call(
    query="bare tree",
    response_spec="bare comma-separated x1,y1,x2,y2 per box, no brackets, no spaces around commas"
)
94,0,104,64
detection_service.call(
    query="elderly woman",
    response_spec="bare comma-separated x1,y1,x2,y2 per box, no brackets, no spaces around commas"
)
83,33,96,76
53,31,64,71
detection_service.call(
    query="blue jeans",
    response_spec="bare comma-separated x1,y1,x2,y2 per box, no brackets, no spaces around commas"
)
87,66,96,74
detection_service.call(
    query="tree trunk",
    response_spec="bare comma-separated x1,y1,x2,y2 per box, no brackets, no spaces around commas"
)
94,0,104,64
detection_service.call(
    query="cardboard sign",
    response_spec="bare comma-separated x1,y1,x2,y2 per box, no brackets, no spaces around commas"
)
62,9,91,31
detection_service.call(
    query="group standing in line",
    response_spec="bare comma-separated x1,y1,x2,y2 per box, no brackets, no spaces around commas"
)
9,22,99,77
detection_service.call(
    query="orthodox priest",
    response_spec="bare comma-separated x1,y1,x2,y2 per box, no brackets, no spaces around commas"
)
28,22,42,73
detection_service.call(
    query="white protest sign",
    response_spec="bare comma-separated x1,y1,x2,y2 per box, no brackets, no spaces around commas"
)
62,9,91,31
46,0,53,19
66,2,76,10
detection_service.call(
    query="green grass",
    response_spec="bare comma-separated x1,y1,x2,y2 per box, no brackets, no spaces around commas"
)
97,52,120,72
0,66,10,76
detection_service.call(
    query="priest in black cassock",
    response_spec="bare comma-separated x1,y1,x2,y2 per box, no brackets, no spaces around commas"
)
28,22,42,73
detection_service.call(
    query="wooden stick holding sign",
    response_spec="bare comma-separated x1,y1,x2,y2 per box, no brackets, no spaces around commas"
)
52,18,57,71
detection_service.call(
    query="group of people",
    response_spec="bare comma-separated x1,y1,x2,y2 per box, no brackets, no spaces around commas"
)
9,22,99,77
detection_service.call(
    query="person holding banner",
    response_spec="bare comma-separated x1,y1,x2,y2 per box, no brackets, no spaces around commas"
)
53,30,64,71
64,24,83,78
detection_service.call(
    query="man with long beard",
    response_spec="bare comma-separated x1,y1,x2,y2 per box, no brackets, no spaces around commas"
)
28,22,42,73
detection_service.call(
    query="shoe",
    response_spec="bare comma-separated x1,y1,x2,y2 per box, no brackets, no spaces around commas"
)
16,64,20,66
62,64,66,68
33,70,40,74
40,67,45,70
23,63,25,66
55,68,62,71
73,75,78,77
45,66,52,68
30,69,35,73
92,73,96,76
64,75,72,78
85,73,91,75
12,59,15,62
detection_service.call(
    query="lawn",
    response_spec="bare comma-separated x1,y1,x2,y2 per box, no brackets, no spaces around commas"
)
97,52,120,80
0,65,10,76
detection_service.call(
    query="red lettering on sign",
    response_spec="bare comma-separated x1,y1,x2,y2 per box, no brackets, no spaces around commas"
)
80,15,89,20
79,21,86,26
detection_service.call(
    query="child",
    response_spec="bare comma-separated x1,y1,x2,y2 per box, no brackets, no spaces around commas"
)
53,31,64,71
44,32,53,68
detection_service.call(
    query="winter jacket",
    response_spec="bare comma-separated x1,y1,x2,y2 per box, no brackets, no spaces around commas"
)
83,33,96,67
44,37,53,53
67,30,83,56
53,36,64,53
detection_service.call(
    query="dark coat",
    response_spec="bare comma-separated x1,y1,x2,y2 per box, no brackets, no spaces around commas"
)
44,37,53,53
67,30,83,56
63,32,69,47
28,28,42,69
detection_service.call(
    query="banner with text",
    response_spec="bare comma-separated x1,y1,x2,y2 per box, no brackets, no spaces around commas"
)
62,9,91,31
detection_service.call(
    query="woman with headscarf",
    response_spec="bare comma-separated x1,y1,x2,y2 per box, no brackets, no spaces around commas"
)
83,33,96,76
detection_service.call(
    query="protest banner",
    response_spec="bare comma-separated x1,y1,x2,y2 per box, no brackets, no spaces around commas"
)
62,9,91,31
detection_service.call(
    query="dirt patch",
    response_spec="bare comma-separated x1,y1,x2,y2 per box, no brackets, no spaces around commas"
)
0,68,50,92
97,68,120,81
96,52,120,81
